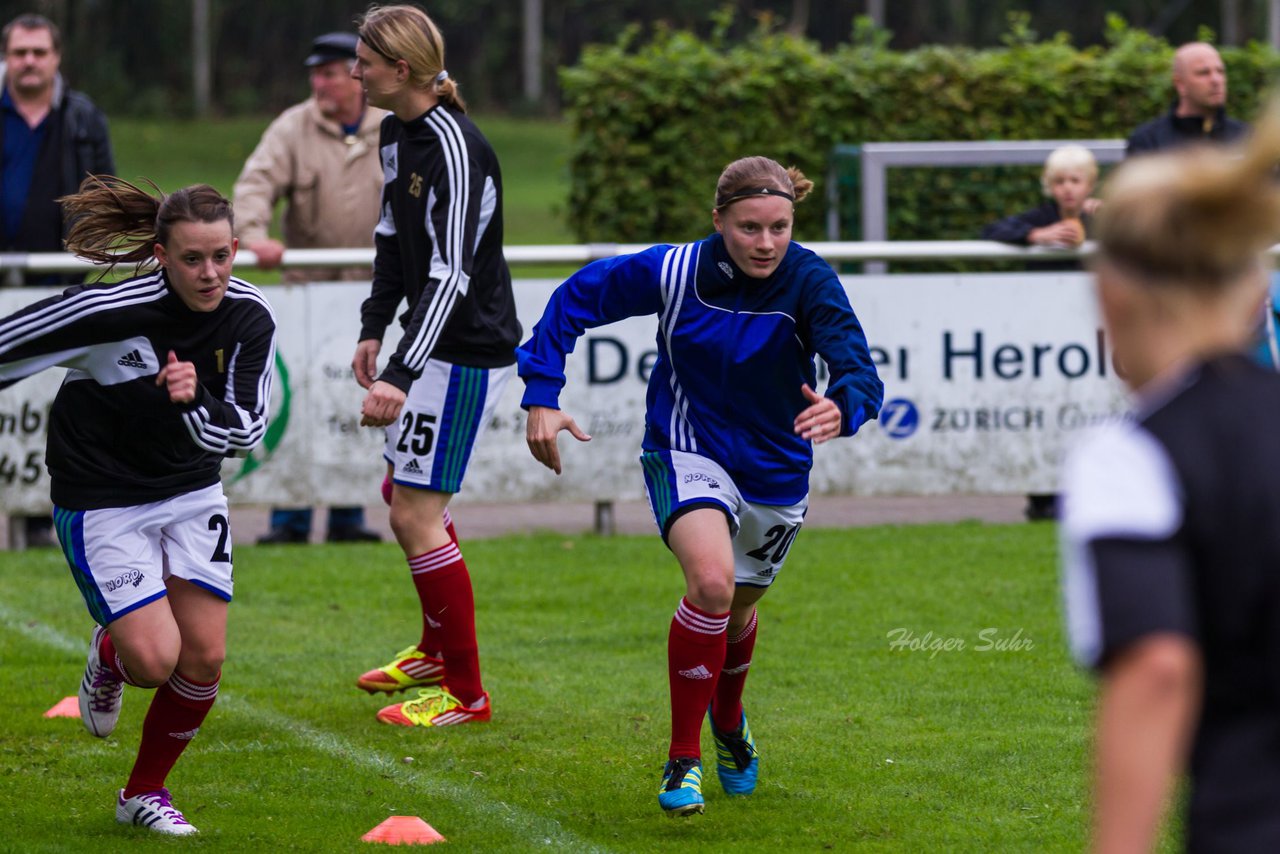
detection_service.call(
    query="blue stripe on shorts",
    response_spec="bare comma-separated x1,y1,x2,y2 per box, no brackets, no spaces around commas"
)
53,506,109,625
431,364,489,494
640,451,675,530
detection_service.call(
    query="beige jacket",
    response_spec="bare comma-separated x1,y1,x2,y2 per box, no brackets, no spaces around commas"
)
232,98,388,283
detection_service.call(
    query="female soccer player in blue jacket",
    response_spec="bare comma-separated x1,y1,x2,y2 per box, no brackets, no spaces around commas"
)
518,156,884,817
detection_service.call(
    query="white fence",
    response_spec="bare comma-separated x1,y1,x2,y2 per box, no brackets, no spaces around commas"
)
0,241,1132,520
0,240,1092,283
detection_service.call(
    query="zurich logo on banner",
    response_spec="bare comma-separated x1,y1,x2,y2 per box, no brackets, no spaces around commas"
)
879,398,919,439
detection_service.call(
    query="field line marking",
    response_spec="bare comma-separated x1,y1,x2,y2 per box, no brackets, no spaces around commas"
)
0,601,613,852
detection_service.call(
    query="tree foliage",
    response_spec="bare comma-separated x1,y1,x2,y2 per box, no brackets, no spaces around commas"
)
1,0,1272,117
561,14,1280,244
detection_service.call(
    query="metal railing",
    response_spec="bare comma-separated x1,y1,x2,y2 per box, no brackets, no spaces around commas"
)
0,241,1098,284
826,139,1129,274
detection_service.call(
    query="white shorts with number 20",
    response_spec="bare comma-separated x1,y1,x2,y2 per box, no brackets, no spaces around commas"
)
641,449,808,588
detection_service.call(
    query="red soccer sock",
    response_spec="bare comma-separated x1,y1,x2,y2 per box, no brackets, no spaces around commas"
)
667,597,729,760
712,608,758,732
406,514,459,658
123,670,219,797
408,543,482,704
99,629,140,686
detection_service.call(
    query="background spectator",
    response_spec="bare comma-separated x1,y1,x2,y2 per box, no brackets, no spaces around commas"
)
232,31,386,545
981,144,1098,254
1126,41,1247,156
983,144,1100,522
1,11,113,548
0,12,113,284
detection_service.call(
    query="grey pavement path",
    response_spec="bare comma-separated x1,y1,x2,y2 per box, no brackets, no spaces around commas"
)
227,494,1031,545
2,495,1033,550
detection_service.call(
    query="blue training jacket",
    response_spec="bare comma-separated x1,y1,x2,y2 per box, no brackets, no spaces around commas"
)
518,233,884,504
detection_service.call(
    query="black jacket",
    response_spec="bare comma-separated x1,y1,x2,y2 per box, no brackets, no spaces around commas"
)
1126,102,1248,157
0,73,115,282
359,104,520,391
981,201,1090,271
0,271,277,509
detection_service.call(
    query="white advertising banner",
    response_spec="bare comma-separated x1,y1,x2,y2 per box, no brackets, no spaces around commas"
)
0,272,1129,513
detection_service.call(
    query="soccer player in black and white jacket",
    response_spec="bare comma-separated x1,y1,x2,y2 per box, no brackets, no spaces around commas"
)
0,176,276,835
348,6,520,729
1062,102,1280,851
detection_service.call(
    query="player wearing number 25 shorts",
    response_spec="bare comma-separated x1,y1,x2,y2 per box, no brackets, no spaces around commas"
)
519,156,883,817
349,6,520,730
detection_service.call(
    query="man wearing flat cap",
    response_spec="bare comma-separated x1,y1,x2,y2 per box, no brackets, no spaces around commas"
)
234,32,387,544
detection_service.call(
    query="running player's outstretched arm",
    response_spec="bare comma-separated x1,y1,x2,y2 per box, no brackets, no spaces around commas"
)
802,271,884,437
176,298,278,457
0,291,84,389
518,248,667,474
0,279,169,390
517,248,667,410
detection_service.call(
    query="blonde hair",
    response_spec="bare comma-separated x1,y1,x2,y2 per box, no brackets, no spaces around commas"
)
714,156,814,211
1096,100,1280,290
357,4,465,112
60,175,233,278
1041,144,1098,195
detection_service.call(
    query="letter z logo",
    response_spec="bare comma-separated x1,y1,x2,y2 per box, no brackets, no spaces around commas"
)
879,398,920,439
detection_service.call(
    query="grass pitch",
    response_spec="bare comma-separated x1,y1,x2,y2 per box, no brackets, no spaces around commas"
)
2,522,1120,851
111,114,573,248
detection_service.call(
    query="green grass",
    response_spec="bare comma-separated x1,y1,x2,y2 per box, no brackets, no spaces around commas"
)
0,521,1157,852
112,117,266,204
111,114,574,249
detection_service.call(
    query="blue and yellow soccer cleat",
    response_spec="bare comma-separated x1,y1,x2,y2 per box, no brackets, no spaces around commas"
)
710,708,759,795
357,645,445,694
658,757,705,816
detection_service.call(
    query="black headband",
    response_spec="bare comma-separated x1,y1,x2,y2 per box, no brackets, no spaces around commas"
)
715,186,795,210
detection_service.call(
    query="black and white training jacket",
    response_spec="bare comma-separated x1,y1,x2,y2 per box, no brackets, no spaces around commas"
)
1062,354,1280,851
0,270,277,509
358,103,520,391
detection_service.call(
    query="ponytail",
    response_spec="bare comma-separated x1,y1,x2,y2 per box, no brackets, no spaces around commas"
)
61,175,234,278
1097,96,1280,289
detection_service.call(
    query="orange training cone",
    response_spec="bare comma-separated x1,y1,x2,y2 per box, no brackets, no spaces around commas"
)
361,816,446,846
44,697,80,719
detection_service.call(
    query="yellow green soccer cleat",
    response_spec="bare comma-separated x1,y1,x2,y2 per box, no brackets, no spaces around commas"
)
376,686,492,727
356,646,445,694
658,757,705,817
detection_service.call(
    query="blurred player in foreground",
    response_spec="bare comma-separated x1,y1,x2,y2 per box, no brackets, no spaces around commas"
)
0,176,276,835
519,156,884,816
1062,104,1280,851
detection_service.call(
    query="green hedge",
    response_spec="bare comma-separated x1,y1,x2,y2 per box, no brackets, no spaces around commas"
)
560,14,1280,246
